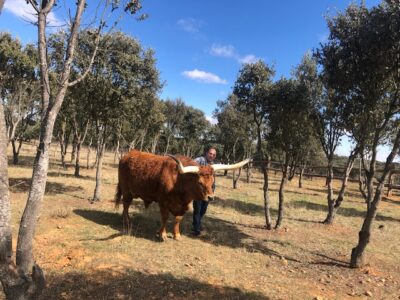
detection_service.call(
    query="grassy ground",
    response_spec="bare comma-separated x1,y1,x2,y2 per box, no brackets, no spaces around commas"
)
3,142,400,299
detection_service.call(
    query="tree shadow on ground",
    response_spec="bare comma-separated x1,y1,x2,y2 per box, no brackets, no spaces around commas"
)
212,197,277,217
47,171,94,181
310,253,350,268
42,269,269,300
290,200,400,223
8,155,64,169
304,187,365,201
74,206,299,262
74,206,163,242
193,216,299,261
7,155,35,168
103,162,118,168
9,177,84,195
382,196,400,205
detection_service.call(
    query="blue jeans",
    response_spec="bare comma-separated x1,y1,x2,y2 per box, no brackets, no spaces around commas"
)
192,200,209,233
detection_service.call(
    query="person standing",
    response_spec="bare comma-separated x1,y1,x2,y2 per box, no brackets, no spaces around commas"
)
192,146,217,236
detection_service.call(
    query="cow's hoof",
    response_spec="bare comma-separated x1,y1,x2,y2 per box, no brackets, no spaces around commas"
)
160,233,168,242
174,234,181,241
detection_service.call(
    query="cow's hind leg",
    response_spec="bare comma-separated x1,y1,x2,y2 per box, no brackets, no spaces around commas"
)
173,215,183,240
158,205,169,241
122,193,133,235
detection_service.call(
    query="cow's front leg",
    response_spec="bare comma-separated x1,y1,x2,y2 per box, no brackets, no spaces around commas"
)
159,206,169,241
173,216,183,240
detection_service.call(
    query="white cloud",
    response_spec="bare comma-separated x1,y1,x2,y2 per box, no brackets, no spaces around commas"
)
210,43,261,64
177,18,203,33
182,69,227,84
4,0,63,27
210,44,236,58
206,115,218,125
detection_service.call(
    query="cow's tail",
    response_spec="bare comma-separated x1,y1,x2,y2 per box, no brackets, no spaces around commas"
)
115,182,122,210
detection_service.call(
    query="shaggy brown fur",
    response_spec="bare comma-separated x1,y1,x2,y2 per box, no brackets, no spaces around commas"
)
115,150,214,240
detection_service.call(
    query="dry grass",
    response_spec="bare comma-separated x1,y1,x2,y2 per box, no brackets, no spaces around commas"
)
3,142,400,299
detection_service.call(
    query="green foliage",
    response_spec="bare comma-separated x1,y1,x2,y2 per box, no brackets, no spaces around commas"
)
316,2,400,151
0,32,40,142
233,60,275,157
214,94,256,161
268,78,313,159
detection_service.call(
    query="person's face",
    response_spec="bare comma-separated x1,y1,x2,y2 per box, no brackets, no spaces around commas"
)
206,148,217,163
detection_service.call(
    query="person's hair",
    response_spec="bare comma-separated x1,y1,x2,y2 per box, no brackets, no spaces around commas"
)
205,145,217,154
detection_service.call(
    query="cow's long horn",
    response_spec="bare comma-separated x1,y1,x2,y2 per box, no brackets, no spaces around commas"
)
166,155,200,174
211,158,252,172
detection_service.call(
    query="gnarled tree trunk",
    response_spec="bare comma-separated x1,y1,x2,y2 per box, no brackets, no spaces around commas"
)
351,130,400,268
263,155,272,230
275,157,289,229
0,101,45,300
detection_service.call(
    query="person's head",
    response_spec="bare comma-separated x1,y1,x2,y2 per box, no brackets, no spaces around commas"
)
205,146,217,163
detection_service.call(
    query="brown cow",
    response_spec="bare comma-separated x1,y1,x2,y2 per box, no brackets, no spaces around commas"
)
115,150,251,241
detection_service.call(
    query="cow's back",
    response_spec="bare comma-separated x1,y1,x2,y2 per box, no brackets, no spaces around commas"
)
118,150,177,203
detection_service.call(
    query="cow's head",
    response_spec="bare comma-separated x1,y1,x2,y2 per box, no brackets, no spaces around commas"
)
167,155,251,201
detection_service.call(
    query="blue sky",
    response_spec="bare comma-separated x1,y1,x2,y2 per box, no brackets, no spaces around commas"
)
1,0,390,160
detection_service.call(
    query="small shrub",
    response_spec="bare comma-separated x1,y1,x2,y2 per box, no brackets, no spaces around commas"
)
50,207,71,219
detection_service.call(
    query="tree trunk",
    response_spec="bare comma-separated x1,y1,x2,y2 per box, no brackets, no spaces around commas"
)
246,162,252,183
298,164,305,188
113,139,120,163
73,121,89,177
16,110,56,274
70,134,77,163
232,168,242,189
1,104,45,299
11,138,23,165
164,134,171,155
263,155,272,230
350,130,400,268
351,182,383,267
323,159,335,224
0,106,12,263
358,157,367,200
151,132,160,154
93,142,106,201
52,142,58,158
74,142,81,177
86,137,92,169
16,0,86,278
275,160,289,229
139,129,146,152
333,153,356,210
93,133,101,169
58,120,67,169
387,171,393,197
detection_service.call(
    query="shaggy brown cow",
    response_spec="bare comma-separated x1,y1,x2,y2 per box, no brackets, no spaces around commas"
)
115,150,250,241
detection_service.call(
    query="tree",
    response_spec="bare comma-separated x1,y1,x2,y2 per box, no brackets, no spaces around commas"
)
83,31,161,201
268,78,314,229
0,102,44,300
0,33,39,165
214,94,256,188
0,1,143,298
179,106,209,157
233,60,275,229
161,98,186,154
318,1,400,267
